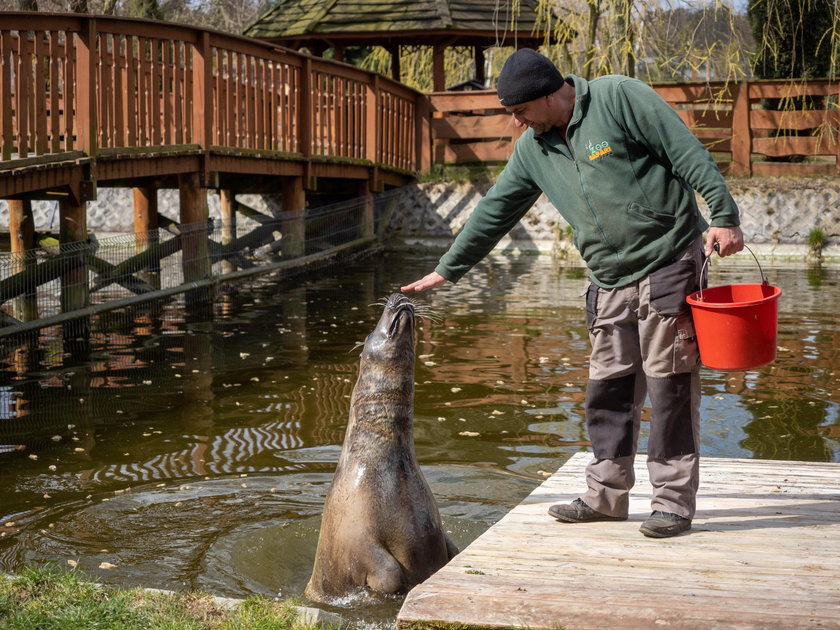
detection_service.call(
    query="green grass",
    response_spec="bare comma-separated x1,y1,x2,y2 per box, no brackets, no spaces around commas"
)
0,565,315,630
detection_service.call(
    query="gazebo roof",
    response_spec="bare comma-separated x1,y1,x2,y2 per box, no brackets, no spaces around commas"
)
244,0,558,47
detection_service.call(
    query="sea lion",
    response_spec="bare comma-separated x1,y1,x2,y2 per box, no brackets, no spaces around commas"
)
305,293,458,603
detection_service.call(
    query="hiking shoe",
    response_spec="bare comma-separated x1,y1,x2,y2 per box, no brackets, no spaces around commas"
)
548,498,628,523
640,511,692,538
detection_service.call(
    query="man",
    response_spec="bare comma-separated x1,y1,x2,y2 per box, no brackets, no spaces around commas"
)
401,49,744,538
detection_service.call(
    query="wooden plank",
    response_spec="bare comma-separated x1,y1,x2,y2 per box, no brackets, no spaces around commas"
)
173,40,183,145
752,135,823,156
126,36,137,147
750,108,836,131
151,39,162,146
436,139,514,163
162,39,173,146
399,453,840,630
430,90,503,113
653,82,732,103
35,33,48,155
17,30,31,159
138,37,149,145
49,31,61,153
749,80,837,99
1,30,13,160
432,113,519,139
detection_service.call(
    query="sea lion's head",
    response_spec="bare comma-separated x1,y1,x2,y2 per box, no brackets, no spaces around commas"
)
362,293,416,362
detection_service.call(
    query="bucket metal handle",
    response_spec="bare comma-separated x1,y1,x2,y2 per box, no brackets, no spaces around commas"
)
698,243,767,302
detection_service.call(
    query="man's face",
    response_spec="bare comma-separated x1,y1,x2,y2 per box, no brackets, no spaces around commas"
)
505,95,554,134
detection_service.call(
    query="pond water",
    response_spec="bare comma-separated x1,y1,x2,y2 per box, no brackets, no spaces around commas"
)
0,252,838,626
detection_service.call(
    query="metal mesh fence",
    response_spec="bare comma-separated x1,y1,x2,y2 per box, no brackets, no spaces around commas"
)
0,189,402,336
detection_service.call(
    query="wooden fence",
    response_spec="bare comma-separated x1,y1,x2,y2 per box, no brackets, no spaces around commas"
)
429,80,840,177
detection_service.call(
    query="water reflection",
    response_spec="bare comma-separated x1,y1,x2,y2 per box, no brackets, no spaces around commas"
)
0,253,838,624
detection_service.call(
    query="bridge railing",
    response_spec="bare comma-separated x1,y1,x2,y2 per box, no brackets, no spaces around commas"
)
429,80,840,177
0,12,424,174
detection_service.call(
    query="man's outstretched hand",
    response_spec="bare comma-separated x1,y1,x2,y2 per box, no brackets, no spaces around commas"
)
400,271,450,293
705,226,744,257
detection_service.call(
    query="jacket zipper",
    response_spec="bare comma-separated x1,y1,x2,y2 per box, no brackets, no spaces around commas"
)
566,128,621,262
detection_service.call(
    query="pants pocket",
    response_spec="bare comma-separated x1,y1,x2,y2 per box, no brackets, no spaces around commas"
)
673,311,700,373
649,259,698,317
584,281,599,329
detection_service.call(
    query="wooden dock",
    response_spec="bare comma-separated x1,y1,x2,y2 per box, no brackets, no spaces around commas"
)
398,452,840,629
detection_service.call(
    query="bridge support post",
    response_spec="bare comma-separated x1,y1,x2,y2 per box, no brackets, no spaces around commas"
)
219,189,236,275
281,176,306,258
8,199,38,321
178,173,212,306
358,179,375,239
59,197,90,339
133,187,161,289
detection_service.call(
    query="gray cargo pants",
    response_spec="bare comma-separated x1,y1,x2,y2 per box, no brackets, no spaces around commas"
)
581,239,704,519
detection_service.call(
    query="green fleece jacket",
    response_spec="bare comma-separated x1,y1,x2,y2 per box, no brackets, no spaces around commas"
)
435,74,741,288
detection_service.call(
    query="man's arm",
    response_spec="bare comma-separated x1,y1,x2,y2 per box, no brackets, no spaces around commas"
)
401,271,449,293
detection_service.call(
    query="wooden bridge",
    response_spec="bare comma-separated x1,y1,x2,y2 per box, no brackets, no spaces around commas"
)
0,11,426,336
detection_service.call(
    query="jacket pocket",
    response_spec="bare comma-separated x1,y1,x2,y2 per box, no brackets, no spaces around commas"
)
627,202,676,226
649,259,698,316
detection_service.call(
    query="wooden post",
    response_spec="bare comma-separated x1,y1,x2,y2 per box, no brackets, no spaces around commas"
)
59,197,89,338
299,57,313,187
358,179,374,239
730,81,752,177
281,176,306,258
178,173,212,304
475,46,486,85
76,17,98,158
415,94,432,173
133,187,159,235
389,44,401,82
219,189,236,275
192,31,213,183
366,74,379,191
8,199,38,321
133,187,160,288
432,45,445,92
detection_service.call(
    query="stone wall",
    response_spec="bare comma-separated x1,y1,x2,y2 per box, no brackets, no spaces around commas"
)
387,177,840,265
2,177,838,263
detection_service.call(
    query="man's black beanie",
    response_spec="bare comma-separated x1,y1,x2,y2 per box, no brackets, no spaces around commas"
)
496,49,564,107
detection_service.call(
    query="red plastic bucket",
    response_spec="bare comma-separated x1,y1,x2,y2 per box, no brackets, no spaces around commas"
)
686,247,782,371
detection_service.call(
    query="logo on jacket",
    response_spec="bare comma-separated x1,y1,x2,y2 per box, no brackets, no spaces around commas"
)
587,140,613,161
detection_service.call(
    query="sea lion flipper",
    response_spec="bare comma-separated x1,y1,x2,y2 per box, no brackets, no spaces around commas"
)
445,533,459,560
365,544,404,594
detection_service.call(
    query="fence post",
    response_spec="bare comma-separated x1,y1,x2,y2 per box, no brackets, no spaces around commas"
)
730,80,752,177
59,197,90,338
358,179,374,239
8,199,38,321
281,176,306,258
219,189,236,275
192,31,212,184
133,187,160,289
178,172,212,304
299,57,313,187
366,74,379,191
415,94,431,174
432,45,445,91
76,17,98,158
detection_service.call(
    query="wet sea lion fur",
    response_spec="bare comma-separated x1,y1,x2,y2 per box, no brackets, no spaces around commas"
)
305,293,457,603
